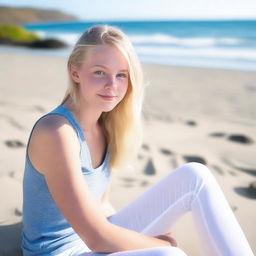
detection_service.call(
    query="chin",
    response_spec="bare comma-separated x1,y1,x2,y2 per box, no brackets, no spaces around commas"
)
101,103,118,113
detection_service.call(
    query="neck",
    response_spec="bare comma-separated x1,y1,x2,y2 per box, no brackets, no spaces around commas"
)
63,97,102,133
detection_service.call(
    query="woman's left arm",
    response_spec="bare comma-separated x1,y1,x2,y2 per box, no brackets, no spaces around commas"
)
101,184,117,218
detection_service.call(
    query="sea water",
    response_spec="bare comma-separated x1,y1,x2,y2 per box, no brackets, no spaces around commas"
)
12,20,256,71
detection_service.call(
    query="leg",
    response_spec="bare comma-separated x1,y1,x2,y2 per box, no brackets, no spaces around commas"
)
108,163,254,256
106,246,188,256
73,246,187,256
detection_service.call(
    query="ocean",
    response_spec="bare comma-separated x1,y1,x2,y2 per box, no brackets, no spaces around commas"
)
18,20,256,71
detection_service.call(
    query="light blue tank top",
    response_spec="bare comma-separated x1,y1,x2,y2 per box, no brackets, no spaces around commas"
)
22,105,110,256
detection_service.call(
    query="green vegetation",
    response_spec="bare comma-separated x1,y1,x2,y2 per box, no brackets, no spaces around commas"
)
0,24,39,42
0,24,67,48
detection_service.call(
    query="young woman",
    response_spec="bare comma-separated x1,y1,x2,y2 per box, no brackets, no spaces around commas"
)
22,25,254,256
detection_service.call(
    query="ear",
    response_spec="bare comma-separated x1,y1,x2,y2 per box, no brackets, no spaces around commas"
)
68,63,80,83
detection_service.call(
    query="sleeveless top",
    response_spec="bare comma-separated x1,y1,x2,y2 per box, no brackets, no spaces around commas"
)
22,105,110,256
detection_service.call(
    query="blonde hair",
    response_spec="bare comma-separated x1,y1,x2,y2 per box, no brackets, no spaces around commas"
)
61,25,144,171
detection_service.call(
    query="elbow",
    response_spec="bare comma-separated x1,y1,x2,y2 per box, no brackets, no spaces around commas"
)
84,224,112,253
86,239,99,252
88,240,102,253
87,235,109,253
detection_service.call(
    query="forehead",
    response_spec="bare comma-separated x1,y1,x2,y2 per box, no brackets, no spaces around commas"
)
84,44,128,70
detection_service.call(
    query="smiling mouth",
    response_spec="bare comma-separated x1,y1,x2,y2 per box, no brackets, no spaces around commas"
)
98,94,117,100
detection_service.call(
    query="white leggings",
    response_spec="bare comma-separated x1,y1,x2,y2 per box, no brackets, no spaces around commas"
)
61,163,254,256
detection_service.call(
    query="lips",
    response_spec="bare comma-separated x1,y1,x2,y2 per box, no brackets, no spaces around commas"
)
98,94,117,100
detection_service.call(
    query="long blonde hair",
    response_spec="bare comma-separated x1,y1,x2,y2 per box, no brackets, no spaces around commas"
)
61,25,144,171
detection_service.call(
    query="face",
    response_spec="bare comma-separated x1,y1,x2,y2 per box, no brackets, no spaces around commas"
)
70,44,129,113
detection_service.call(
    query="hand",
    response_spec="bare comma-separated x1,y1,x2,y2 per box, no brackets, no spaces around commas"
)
155,232,178,247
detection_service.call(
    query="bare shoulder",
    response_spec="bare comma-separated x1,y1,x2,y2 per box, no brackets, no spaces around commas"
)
28,114,80,174
33,113,73,133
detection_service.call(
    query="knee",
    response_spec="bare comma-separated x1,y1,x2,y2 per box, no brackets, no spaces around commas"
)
176,162,214,182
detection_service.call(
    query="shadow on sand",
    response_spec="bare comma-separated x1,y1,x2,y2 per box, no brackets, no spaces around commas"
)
0,221,23,256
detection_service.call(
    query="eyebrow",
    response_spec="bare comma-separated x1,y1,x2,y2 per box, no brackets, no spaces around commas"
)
91,64,129,73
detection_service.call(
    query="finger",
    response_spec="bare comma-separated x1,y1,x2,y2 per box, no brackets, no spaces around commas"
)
171,238,178,247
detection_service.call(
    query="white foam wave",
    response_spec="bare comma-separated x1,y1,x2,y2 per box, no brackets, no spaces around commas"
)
33,30,79,45
53,33,80,45
130,34,243,47
32,30,246,48
135,46,256,61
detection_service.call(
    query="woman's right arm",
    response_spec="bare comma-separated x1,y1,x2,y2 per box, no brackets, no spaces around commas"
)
29,115,173,253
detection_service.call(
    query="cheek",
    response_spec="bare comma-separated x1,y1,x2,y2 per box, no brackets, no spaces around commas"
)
86,76,103,86
121,80,129,93
80,76,106,91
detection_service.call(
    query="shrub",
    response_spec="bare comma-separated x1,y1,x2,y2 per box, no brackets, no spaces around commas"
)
0,24,39,42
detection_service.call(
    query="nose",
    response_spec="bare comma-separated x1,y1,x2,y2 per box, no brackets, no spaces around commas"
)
104,75,117,90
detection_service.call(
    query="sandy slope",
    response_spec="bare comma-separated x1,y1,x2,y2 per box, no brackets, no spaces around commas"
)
0,53,255,255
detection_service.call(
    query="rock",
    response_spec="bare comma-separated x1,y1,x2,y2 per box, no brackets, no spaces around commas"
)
29,38,67,48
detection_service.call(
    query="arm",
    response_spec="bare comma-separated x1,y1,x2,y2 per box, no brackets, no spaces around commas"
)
101,184,116,218
29,115,172,253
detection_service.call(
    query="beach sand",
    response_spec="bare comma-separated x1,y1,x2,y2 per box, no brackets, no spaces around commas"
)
0,52,255,255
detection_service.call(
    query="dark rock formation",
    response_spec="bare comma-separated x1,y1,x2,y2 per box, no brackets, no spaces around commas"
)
29,38,67,48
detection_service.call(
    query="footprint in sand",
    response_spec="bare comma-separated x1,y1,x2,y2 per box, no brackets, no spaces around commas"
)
248,181,256,197
0,114,25,130
245,83,256,92
231,206,238,212
121,177,136,183
119,177,136,188
140,180,149,186
209,132,226,138
123,183,134,188
14,208,22,217
142,144,150,151
8,170,23,181
34,105,46,113
183,155,207,165
159,147,181,169
211,164,225,176
143,158,156,176
185,120,197,126
227,134,253,144
5,139,25,148
120,177,150,188
138,154,144,160
160,148,173,156
222,157,256,177
209,132,253,145
228,170,237,176
137,144,150,160
234,181,256,199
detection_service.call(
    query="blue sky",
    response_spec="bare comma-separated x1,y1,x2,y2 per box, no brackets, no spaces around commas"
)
1,0,256,20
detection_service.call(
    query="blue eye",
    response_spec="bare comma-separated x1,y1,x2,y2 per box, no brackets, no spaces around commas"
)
94,71,105,75
117,73,127,78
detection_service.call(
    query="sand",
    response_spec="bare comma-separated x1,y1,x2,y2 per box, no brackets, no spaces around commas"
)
0,52,255,255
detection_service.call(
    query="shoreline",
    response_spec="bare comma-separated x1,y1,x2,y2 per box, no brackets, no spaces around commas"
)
1,45,256,72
